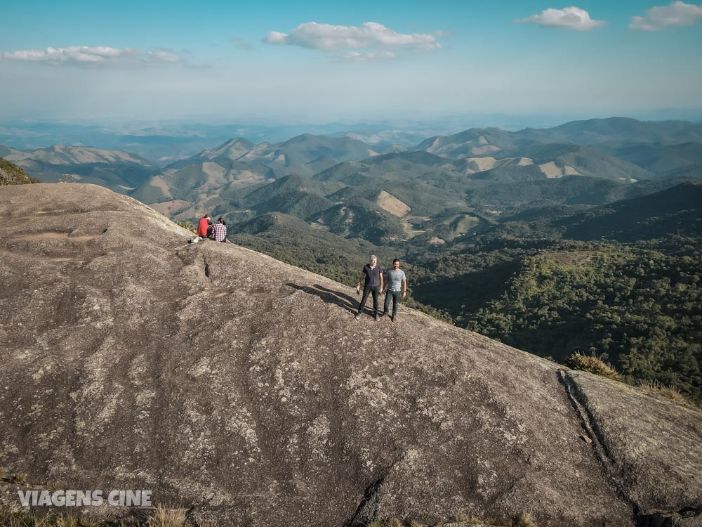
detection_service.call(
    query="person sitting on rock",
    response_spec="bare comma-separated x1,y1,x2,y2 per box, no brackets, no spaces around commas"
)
383,258,407,322
355,254,384,321
197,214,212,240
213,217,227,242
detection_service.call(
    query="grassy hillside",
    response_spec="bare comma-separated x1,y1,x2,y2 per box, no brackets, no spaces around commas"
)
0,158,35,185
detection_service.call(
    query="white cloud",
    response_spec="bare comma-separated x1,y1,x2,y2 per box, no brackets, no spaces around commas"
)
264,21,440,60
516,6,606,31
266,31,289,45
630,1,702,30
341,50,397,62
0,46,183,66
145,49,182,63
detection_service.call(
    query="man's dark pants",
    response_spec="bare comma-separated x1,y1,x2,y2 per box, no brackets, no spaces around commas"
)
358,285,380,316
384,290,401,318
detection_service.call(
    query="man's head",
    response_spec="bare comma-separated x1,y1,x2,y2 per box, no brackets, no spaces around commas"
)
392,258,400,269
218,217,225,224
369,254,377,266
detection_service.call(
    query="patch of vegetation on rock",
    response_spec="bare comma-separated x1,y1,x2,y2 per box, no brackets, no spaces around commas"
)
567,353,621,381
0,158,36,185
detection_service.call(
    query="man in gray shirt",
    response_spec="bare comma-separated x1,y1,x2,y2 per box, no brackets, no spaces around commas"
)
383,258,407,322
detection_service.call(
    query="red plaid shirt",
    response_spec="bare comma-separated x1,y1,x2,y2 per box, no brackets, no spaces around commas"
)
213,223,227,242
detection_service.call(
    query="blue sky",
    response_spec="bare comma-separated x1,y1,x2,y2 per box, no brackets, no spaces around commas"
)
1,0,701,123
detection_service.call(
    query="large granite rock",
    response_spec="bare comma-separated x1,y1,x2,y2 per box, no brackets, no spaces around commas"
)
0,183,700,526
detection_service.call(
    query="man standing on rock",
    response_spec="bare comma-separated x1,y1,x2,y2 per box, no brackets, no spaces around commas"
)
355,255,384,321
383,258,407,322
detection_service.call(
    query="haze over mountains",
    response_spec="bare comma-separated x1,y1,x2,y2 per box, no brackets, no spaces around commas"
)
0,120,446,162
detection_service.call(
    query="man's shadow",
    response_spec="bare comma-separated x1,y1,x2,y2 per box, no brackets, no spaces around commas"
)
286,283,359,314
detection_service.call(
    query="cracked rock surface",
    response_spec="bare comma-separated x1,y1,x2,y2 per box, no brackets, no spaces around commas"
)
0,183,700,526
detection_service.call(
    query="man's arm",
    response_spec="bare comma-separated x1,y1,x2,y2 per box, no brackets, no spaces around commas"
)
379,269,384,292
402,274,408,298
356,271,365,294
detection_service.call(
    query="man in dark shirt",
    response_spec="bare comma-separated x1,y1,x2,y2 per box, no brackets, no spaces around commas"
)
355,254,384,321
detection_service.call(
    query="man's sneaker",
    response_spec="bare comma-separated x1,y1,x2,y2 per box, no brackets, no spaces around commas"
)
375,314,380,321
390,315,395,322
355,313,361,320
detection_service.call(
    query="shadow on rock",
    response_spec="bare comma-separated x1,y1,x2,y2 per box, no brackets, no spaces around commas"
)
286,282,358,314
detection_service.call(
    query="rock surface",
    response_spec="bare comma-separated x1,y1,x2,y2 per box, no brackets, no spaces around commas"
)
0,183,700,526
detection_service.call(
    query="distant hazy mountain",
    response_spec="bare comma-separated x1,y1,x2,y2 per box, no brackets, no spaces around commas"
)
528,117,702,147
4,144,146,166
2,145,155,192
338,130,418,149
416,127,517,158
133,134,383,205
416,118,702,165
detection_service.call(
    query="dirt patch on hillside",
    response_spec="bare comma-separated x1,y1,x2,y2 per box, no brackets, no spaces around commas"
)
376,190,410,218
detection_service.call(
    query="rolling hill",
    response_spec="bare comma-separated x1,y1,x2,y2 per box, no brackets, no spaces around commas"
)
521,143,651,182
416,127,517,158
1,145,156,192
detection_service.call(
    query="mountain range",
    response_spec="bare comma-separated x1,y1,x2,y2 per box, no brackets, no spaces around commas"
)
4,116,701,256
126,117,702,238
